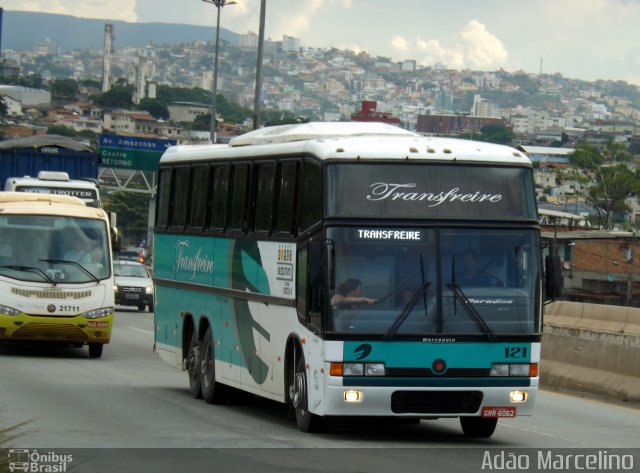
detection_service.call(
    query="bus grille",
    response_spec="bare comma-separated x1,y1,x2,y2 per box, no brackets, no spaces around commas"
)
12,288,92,300
391,391,483,414
11,323,88,341
385,368,490,378
121,287,143,293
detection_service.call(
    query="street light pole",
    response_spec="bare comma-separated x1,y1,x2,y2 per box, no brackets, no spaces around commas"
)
252,0,266,130
202,0,236,143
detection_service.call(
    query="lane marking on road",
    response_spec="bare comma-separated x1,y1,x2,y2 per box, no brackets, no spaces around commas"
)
128,326,154,335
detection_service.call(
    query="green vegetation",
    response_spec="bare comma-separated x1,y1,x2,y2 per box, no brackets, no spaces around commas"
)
91,85,134,109
570,141,640,229
103,191,150,245
49,78,79,100
476,123,515,145
136,98,170,120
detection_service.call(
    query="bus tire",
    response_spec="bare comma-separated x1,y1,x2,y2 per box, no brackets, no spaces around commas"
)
200,327,227,404
292,356,325,433
187,331,202,399
460,417,497,438
88,343,103,358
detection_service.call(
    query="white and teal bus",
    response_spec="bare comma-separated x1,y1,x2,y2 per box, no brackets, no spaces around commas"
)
153,122,556,437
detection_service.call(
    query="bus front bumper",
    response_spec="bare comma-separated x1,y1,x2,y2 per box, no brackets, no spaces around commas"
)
0,312,113,344
318,383,538,418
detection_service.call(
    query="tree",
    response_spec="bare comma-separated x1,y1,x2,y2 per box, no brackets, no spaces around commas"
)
478,123,514,145
570,142,640,229
92,85,134,109
137,98,170,120
102,191,149,245
46,125,77,137
50,79,79,99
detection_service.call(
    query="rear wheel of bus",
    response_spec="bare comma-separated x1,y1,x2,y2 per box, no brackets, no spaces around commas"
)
186,331,202,399
460,417,497,438
200,327,227,404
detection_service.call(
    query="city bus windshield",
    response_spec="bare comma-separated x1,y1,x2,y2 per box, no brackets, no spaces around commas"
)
327,226,541,337
0,215,110,283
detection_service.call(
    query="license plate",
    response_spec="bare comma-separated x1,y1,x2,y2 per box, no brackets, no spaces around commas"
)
481,406,517,418
124,294,140,300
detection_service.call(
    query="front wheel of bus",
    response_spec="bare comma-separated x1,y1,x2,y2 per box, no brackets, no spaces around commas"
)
460,417,497,438
200,327,227,404
292,356,325,433
187,331,202,399
88,343,103,358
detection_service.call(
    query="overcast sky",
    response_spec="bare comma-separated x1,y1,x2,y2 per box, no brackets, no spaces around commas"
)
4,0,640,84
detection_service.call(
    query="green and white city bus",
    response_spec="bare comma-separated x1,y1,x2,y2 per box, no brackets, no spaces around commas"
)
153,122,555,437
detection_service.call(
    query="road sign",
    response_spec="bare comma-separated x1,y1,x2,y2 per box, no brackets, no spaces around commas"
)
98,134,176,171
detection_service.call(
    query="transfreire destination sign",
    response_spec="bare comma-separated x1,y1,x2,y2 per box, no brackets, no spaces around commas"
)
98,134,177,171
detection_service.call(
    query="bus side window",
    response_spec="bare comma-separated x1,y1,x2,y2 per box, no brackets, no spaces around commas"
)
156,169,172,229
171,166,190,229
209,165,229,231
253,162,275,233
300,160,322,232
229,164,250,232
274,160,299,235
188,165,210,230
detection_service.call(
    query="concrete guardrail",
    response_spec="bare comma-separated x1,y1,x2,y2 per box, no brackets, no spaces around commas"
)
542,301,640,404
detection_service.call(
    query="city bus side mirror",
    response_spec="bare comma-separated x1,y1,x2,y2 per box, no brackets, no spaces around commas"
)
544,255,563,301
107,211,122,252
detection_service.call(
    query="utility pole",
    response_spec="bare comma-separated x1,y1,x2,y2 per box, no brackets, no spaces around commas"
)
202,0,237,143
252,0,266,130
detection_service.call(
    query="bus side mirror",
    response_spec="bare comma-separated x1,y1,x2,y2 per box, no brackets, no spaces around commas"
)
107,211,122,252
544,255,563,301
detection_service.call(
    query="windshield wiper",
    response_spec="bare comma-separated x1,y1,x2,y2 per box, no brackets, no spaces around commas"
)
0,265,56,285
39,259,99,283
384,281,431,340
446,281,496,342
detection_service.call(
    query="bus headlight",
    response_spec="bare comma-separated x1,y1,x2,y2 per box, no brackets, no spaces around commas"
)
0,304,20,316
365,363,385,376
343,363,364,376
330,362,386,376
84,308,113,319
491,363,538,377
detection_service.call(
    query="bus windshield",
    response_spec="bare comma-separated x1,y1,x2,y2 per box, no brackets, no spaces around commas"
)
327,226,541,337
0,215,111,283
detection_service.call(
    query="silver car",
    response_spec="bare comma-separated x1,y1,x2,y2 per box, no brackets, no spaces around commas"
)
113,260,154,312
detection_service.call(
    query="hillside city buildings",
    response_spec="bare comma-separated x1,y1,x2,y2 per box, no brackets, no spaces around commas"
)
0,31,637,143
